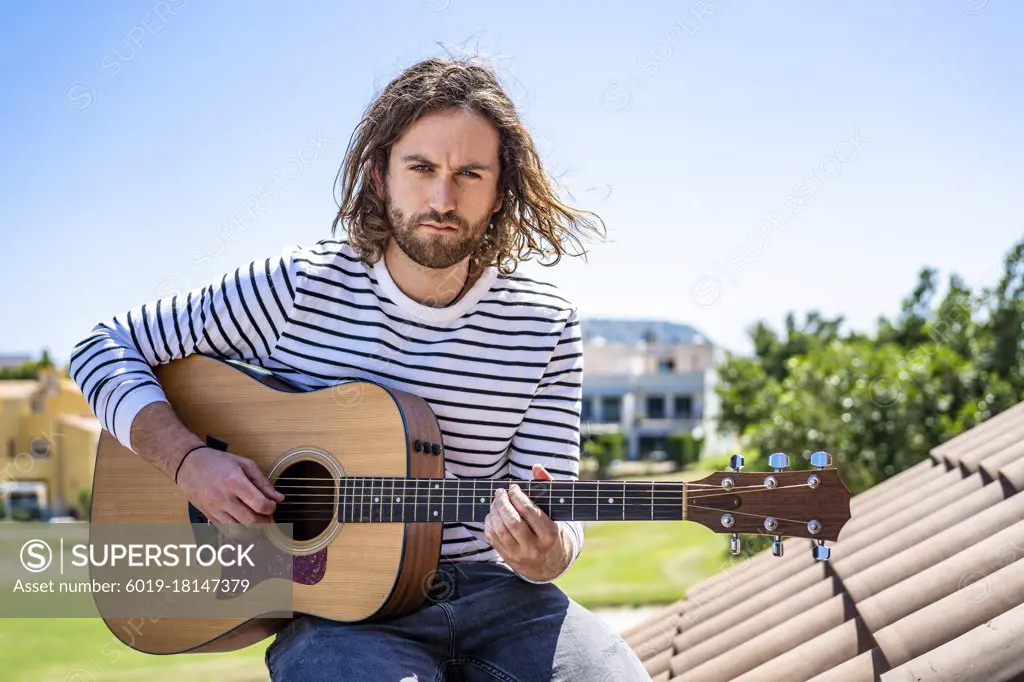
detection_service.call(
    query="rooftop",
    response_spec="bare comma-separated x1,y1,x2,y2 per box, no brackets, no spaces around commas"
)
581,319,710,347
622,400,1024,681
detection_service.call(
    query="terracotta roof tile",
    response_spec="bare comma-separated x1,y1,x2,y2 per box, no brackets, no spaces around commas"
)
623,404,1024,681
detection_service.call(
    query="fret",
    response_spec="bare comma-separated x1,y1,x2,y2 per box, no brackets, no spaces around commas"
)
547,481,574,521
346,477,353,523
411,478,418,522
431,480,442,521
369,477,376,523
337,477,345,524
596,480,600,521
373,477,380,522
602,481,626,518
524,479,549,517
624,482,656,520
652,483,684,521
571,478,576,522
573,481,597,520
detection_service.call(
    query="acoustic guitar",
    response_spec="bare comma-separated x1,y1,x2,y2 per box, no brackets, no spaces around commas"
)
88,354,852,655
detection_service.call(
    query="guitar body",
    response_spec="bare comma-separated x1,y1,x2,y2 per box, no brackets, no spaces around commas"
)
90,354,445,655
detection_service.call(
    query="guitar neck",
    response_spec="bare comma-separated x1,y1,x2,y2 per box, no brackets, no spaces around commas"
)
278,477,689,524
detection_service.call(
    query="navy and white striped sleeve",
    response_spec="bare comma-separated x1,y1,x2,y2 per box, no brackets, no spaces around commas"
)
67,246,302,453
508,306,585,578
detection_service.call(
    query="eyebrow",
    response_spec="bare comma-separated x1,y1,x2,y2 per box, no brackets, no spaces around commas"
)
400,154,493,173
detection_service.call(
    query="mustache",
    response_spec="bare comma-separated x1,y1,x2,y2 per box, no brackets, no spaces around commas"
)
415,211,468,230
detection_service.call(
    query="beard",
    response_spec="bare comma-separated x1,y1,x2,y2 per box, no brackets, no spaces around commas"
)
385,193,490,270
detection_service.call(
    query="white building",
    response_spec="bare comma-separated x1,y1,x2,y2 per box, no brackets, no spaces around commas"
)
580,319,732,461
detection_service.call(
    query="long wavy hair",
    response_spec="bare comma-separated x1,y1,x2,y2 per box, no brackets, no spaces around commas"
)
331,57,606,276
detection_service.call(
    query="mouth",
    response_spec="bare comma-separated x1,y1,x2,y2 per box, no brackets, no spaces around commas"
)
420,223,457,232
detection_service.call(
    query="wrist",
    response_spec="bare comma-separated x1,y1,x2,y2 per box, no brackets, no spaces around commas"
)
174,443,207,487
515,525,575,584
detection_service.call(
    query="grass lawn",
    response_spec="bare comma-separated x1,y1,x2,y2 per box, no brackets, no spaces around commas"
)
0,618,270,682
0,467,728,680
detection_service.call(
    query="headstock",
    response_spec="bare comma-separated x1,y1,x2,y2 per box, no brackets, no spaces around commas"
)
686,451,852,560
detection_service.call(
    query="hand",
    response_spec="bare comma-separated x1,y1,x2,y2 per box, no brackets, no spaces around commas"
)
484,464,573,583
176,447,285,538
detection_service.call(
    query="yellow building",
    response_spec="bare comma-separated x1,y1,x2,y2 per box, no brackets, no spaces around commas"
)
0,366,100,519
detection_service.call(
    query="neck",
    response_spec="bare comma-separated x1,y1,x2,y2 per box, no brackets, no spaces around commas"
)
271,477,690,525
384,239,475,308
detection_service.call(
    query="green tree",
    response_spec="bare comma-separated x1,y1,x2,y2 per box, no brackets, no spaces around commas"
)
715,235,1024,497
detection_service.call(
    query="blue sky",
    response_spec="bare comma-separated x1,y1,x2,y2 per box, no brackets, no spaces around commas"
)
1,0,1021,366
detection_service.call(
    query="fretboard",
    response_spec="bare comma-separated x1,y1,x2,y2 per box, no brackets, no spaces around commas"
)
312,478,687,523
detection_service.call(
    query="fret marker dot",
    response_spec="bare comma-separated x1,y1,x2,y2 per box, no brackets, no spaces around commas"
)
395,497,401,503
435,484,440,489
433,511,438,517
374,497,379,503
560,498,565,503
479,497,485,503
609,497,615,503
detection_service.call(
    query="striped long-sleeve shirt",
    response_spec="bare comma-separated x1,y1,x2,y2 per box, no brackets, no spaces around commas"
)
68,238,585,579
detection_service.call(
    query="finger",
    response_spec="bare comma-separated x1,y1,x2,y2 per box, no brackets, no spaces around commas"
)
230,467,278,517
508,482,557,539
493,488,533,546
487,503,520,553
240,458,285,502
484,512,512,559
244,459,285,501
531,464,553,481
227,498,263,525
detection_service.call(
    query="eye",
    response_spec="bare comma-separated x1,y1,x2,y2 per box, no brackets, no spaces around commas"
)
460,171,481,178
411,165,432,172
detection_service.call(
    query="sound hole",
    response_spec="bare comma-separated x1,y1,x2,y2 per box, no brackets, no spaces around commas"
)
273,460,334,542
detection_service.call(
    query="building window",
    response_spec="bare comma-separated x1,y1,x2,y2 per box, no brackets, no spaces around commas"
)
601,396,621,423
581,398,593,421
674,395,693,419
646,396,665,420
657,358,675,373
28,438,51,459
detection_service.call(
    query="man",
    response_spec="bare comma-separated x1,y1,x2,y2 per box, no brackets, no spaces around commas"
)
69,57,649,681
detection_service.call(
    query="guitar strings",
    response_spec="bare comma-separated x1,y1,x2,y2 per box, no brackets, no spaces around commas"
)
268,482,817,523
266,482,794,501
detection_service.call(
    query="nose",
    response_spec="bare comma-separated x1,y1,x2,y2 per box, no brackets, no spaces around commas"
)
428,176,457,217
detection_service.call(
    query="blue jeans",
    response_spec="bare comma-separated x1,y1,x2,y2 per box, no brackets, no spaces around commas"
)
265,560,650,681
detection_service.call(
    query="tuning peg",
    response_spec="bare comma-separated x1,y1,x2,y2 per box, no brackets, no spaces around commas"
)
810,451,832,470
730,535,741,555
768,452,789,472
812,540,831,561
729,454,744,473
772,537,784,557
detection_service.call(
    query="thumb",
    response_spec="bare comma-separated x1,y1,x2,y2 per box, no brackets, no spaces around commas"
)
241,459,285,501
531,464,553,481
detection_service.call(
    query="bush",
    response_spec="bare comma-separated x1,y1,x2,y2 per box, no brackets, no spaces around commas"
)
583,433,627,478
666,432,704,468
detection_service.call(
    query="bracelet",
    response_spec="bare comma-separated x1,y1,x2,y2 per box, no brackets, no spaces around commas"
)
174,444,206,484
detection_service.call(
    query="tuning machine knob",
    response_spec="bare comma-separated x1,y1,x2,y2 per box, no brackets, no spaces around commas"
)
812,540,831,561
768,452,789,472
810,451,832,470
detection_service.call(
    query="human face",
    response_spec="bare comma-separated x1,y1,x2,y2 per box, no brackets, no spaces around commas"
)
382,108,502,270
